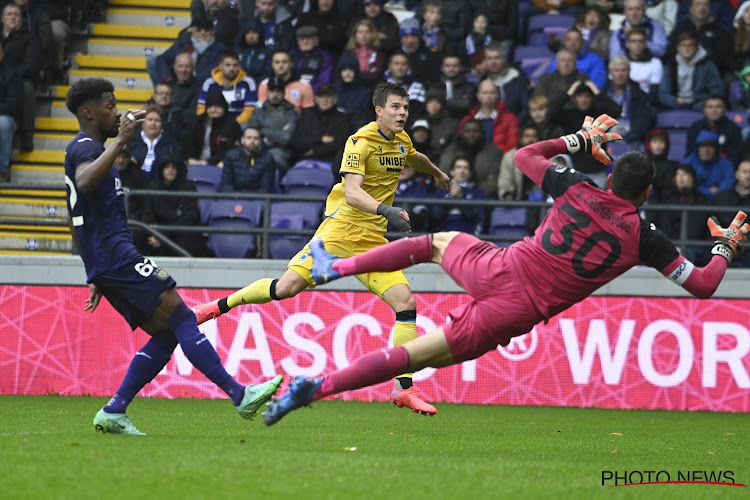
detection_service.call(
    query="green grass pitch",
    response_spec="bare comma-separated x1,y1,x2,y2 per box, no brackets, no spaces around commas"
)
1,395,748,500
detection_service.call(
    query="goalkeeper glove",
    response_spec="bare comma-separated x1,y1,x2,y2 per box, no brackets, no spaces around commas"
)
561,114,622,165
707,211,750,263
377,203,411,232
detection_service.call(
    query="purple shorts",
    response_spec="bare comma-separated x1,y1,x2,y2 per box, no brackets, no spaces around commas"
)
92,257,176,330
441,233,544,363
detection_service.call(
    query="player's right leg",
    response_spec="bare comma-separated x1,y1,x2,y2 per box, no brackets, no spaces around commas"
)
192,269,309,324
310,232,462,284
264,327,456,425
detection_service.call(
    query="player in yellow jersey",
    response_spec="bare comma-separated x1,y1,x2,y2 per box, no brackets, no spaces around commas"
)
193,82,450,414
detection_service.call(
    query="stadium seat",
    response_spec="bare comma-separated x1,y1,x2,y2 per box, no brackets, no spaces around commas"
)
666,129,688,162
527,26,569,47
269,201,323,259
206,200,263,258
655,110,703,130
281,160,336,197
488,207,530,247
726,110,749,128
513,45,555,85
186,164,222,224
526,14,575,44
607,141,634,162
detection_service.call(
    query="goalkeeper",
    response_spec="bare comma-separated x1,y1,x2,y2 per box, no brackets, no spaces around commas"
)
263,114,750,425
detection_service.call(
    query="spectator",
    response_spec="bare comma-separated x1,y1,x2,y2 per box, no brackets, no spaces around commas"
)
645,0,679,36
184,89,242,166
525,95,563,140
548,80,621,186
466,48,488,86
683,129,735,202
33,0,72,81
383,52,426,123
465,12,492,58
432,155,486,235
249,76,298,170
150,16,227,87
296,0,348,58
333,54,372,128
398,16,441,85
440,0,471,53
604,55,655,147
439,118,503,196
410,119,439,163
675,0,734,33
393,163,433,232
533,48,589,104
668,0,733,79
1,2,42,152
655,163,710,264
197,50,257,126
0,43,21,183
498,124,540,201
419,1,446,53
293,85,349,164
237,0,294,52
289,25,335,93
220,126,277,193
234,13,273,82
484,41,532,124
128,107,184,179
546,28,606,89
658,31,723,111
686,95,743,167
355,0,399,55
163,53,200,123
574,5,612,61
427,54,477,119
469,0,518,57
141,157,202,257
733,1,750,73
459,78,519,153
114,144,149,221
189,0,239,48
610,0,668,59
146,82,184,141
14,0,52,73
341,19,386,87
730,63,750,111
714,159,750,267
256,49,315,113
624,26,663,96
424,88,459,156
644,128,680,201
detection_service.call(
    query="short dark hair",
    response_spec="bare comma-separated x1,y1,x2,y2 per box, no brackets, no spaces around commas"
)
372,82,409,108
705,94,726,107
65,77,114,115
610,151,654,201
272,48,290,59
520,123,540,137
243,125,263,138
219,49,240,63
626,26,647,39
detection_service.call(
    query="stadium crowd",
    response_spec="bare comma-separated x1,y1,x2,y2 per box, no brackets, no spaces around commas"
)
3,0,750,264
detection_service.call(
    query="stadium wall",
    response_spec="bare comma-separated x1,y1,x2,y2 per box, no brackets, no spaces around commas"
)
2,255,749,412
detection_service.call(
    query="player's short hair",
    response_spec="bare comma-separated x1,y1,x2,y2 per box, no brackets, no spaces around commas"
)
610,151,655,201
65,77,114,115
372,82,409,108
219,49,240,63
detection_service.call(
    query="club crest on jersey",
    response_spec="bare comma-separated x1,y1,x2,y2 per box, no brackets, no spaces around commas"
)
398,142,405,155
299,252,309,261
154,268,170,280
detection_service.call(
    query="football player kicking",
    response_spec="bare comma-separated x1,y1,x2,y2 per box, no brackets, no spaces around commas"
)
64,78,282,435
193,82,450,415
261,114,749,425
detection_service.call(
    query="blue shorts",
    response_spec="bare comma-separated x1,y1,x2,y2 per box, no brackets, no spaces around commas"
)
92,256,176,330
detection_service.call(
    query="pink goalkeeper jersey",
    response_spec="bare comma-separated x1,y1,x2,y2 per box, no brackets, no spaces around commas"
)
510,139,680,320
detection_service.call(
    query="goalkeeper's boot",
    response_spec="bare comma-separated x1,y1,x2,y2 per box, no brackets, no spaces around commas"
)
390,388,437,416
93,409,146,436
263,375,323,426
236,375,284,420
192,299,223,325
310,238,340,285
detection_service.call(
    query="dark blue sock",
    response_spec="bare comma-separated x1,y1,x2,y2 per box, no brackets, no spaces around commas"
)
168,303,245,406
104,332,178,414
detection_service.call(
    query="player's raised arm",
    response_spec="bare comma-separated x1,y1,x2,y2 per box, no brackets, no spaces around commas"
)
658,211,750,299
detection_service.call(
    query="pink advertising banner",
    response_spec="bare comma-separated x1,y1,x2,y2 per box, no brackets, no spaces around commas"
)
1,285,749,412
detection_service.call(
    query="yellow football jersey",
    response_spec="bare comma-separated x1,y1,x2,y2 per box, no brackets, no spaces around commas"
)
324,122,418,233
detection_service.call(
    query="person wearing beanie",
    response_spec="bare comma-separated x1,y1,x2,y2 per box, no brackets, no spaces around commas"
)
184,88,242,167
333,54,373,130
644,128,680,202
424,87,459,156
398,16,441,85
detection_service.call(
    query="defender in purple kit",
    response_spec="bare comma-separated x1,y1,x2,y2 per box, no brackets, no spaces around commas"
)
64,78,282,435
262,114,750,426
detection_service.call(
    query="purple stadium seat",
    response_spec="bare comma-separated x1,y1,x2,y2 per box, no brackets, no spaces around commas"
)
281,160,336,197
526,14,575,44
489,207,530,247
726,111,749,128
527,26,569,47
186,164,222,224
513,45,555,85
269,214,306,259
666,129,688,162
607,141,634,162
655,110,704,130
207,200,263,258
